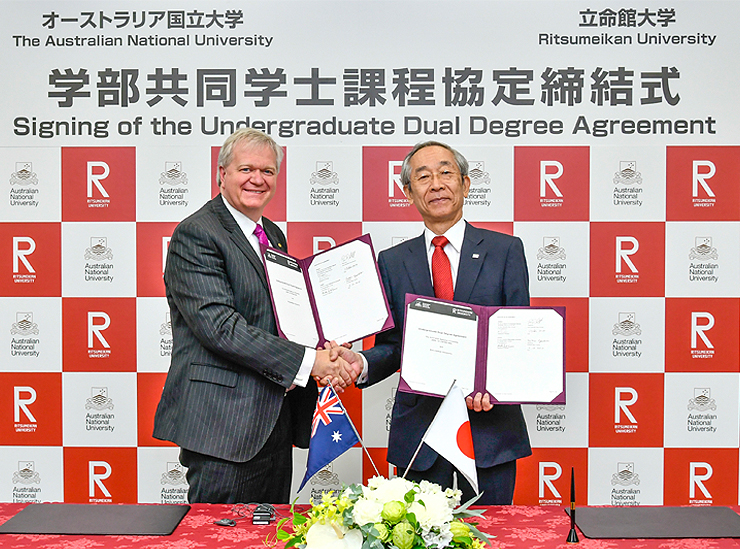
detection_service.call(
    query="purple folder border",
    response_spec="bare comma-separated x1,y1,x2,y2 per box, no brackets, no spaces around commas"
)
398,294,566,405
264,233,394,347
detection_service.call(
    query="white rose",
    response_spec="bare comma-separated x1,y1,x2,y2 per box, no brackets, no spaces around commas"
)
367,477,415,503
305,523,363,549
412,492,453,529
421,523,453,548
444,488,462,509
407,501,429,525
418,480,442,495
352,498,383,526
366,475,386,490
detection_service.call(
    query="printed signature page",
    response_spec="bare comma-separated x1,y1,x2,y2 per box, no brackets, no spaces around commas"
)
308,239,388,343
486,308,563,403
401,298,477,397
264,249,319,348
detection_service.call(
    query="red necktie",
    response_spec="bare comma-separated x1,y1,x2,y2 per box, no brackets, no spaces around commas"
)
431,235,454,301
253,223,269,248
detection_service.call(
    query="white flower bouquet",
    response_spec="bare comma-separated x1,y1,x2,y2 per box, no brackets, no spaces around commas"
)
271,476,491,549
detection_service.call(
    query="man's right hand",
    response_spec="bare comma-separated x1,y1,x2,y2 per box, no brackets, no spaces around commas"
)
327,344,364,381
311,348,355,392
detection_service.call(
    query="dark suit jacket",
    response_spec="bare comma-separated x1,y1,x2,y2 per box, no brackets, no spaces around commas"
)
153,195,317,462
361,222,532,471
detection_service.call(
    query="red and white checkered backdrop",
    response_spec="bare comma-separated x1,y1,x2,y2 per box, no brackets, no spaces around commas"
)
2,0,739,507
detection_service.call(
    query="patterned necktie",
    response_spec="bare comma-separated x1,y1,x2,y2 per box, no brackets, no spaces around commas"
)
253,223,270,248
431,235,454,301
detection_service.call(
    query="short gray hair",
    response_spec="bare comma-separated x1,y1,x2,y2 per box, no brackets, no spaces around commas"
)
400,141,469,188
217,128,284,185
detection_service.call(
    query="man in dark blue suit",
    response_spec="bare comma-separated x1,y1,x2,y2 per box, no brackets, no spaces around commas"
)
336,141,531,504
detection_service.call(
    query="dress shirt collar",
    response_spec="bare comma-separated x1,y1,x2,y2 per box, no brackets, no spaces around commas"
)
423,217,466,254
220,194,265,252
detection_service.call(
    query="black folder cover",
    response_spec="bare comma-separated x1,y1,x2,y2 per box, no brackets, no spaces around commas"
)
569,506,740,539
0,503,190,536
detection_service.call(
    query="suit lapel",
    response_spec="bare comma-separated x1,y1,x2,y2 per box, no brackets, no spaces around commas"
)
262,218,286,252
454,223,486,303
402,234,435,297
210,196,269,289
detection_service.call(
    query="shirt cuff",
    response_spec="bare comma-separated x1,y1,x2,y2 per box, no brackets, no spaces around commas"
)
356,352,370,384
293,348,316,388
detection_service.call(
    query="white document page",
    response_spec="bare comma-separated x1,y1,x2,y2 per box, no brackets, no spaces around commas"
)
263,250,319,348
486,308,563,403
307,239,388,343
401,299,477,397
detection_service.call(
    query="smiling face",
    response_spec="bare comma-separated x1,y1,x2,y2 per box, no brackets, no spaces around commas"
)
219,141,278,221
404,145,471,234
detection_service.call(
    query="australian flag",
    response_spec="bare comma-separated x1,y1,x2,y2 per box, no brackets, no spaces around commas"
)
298,385,359,491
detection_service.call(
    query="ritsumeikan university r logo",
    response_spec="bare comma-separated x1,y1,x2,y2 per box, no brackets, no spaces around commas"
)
12,236,37,285
691,312,714,359
540,160,565,208
615,235,640,284
62,148,136,222
14,386,38,433
614,387,638,434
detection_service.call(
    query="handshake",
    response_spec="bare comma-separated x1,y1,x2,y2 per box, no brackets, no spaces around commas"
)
309,341,363,393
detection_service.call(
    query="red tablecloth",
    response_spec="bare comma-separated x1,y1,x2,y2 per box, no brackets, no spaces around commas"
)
1,503,739,548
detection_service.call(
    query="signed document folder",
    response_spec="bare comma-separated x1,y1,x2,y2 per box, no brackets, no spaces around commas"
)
399,295,565,404
263,234,393,348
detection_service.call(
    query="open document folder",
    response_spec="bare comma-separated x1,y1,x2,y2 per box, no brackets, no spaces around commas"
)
398,295,565,404
262,234,393,348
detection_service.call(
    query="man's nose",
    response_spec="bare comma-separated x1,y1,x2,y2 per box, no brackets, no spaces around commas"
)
250,169,266,183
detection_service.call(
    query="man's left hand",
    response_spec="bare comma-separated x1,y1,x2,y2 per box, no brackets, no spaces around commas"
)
466,392,493,412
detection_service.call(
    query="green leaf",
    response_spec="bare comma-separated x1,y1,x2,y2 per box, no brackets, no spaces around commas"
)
283,536,302,548
454,491,484,512
467,523,493,543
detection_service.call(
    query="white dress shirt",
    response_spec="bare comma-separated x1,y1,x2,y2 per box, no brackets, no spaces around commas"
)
221,195,315,388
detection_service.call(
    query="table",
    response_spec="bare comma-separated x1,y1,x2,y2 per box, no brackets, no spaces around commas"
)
1,503,739,548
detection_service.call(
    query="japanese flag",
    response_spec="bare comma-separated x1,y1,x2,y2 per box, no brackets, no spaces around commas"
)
424,385,479,494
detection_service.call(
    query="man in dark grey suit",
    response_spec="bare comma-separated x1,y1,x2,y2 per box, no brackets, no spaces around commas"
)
334,141,532,504
153,128,354,504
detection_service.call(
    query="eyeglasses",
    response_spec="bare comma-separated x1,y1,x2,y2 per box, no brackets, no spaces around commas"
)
411,169,461,186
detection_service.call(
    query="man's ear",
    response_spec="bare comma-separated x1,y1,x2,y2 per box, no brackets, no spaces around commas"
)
462,175,471,198
403,184,415,205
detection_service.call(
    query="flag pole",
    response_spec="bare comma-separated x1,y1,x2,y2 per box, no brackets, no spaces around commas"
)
402,379,457,479
328,381,380,477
